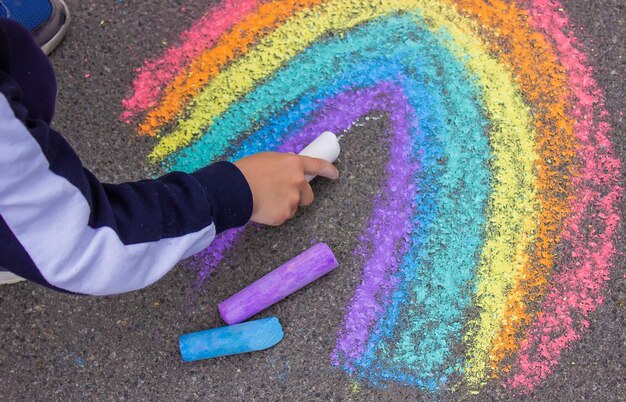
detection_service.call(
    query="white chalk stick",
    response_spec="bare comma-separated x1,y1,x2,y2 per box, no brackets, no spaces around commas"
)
298,131,341,181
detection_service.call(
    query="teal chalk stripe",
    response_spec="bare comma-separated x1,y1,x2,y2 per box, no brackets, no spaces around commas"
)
355,27,489,388
167,15,465,172
229,60,417,160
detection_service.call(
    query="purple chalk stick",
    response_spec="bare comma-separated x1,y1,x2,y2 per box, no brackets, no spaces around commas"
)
218,243,339,325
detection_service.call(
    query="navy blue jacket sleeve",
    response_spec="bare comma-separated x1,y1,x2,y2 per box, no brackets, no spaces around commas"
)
0,18,252,295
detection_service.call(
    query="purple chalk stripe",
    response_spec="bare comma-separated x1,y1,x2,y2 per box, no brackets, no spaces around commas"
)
297,82,418,366
276,84,417,365
191,81,410,290
194,81,418,365
218,243,339,325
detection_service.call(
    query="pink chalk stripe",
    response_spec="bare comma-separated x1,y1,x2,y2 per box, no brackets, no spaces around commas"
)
507,0,622,391
120,0,261,121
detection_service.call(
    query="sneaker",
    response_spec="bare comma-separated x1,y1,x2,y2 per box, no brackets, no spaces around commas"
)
0,268,25,285
0,0,71,55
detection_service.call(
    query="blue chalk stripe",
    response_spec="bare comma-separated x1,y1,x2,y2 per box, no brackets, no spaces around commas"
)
179,317,284,362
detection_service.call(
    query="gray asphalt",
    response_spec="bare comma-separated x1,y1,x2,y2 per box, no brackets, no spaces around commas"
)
1,0,625,400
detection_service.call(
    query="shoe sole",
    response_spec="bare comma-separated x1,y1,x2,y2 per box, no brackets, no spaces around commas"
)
0,271,26,285
40,0,71,55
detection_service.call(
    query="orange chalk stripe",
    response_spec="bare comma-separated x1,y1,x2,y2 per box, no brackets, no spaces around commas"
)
138,0,323,136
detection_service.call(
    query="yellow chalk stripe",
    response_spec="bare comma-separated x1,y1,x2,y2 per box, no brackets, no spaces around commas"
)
149,0,390,161
405,1,539,389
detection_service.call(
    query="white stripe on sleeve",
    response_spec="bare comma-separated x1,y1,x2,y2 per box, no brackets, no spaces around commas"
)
0,94,215,295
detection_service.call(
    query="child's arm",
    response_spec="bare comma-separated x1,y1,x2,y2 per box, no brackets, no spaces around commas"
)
0,21,337,296
0,84,252,294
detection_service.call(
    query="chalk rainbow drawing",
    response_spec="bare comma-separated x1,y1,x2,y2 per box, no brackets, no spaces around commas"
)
122,0,622,394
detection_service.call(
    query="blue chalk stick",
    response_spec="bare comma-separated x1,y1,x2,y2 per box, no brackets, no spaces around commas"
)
179,317,284,362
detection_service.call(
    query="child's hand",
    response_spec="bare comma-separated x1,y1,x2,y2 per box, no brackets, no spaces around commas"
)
234,152,339,226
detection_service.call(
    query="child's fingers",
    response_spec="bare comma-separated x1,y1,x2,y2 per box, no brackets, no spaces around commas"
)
299,155,339,179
